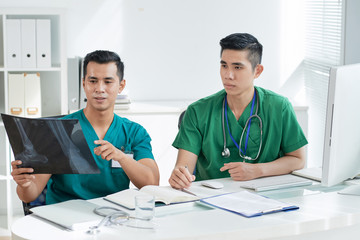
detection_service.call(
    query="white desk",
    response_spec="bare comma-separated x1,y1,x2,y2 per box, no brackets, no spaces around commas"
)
11,179,360,240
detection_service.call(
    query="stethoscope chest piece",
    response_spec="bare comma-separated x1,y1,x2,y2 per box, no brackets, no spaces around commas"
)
221,147,230,158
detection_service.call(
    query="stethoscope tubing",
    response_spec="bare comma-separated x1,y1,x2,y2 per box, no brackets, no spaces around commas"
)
222,88,263,161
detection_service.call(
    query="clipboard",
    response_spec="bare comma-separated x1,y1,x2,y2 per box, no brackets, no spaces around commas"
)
200,191,299,218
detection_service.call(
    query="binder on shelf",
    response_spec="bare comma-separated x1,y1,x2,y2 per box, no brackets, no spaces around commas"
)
6,19,22,68
21,19,36,68
36,19,52,68
79,58,87,109
8,73,25,116
24,73,41,118
67,57,82,111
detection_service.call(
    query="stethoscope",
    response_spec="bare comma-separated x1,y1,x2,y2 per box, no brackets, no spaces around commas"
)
87,206,154,234
221,89,263,161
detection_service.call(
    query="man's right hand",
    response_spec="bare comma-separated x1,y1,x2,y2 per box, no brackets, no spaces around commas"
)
11,160,35,188
168,166,196,189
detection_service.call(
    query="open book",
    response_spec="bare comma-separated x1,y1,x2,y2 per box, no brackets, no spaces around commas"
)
104,185,200,209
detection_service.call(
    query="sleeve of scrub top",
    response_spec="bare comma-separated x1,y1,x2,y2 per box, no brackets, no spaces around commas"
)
172,105,202,156
280,99,308,153
131,125,155,161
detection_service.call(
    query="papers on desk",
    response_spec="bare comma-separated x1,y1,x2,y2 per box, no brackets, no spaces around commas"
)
200,191,299,218
238,174,313,192
30,200,103,231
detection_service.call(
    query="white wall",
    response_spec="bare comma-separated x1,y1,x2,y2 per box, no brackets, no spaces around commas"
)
119,0,284,101
344,0,360,65
65,0,290,102
0,0,305,102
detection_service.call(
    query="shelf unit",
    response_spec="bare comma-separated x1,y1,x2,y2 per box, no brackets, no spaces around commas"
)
0,8,67,230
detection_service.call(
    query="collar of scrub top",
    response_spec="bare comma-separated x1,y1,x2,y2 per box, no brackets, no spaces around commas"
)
224,89,256,157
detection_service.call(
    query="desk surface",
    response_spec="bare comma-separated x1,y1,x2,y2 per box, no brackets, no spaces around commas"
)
11,178,360,240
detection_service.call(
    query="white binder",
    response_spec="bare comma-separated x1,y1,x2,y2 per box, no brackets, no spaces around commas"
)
21,19,37,68
36,19,52,68
67,57,82,111
8,73,25,116
6,19,22,68
24,73,42,117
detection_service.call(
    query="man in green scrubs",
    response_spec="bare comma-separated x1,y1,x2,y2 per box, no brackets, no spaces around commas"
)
169,33,308,189
11,50,160,204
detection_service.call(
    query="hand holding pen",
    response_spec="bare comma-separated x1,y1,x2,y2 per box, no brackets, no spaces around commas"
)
169,165,196,189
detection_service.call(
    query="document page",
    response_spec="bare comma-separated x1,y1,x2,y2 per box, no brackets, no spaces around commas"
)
201,191,298,217
184,185,227,198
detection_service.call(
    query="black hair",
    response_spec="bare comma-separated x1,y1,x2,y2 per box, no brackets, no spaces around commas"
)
83,50,124,81
220,33,263,70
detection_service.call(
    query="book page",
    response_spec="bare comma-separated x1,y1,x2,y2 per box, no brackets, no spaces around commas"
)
184,185,227,198
104,189,149,209
201,191,296,217
140,185,200,205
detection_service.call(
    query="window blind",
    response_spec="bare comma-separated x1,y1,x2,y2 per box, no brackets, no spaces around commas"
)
304,0,344,166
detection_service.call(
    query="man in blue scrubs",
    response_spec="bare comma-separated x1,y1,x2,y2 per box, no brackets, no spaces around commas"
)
169,33,307,189
11,50,160,204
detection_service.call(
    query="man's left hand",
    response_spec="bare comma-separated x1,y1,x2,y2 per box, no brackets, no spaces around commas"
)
220,162,261,181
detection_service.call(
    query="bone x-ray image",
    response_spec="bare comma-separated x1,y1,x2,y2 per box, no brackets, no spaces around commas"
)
1,113,100,174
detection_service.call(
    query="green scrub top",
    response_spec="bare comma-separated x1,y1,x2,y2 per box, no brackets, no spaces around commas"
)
46,110,154,204
173,86,308,181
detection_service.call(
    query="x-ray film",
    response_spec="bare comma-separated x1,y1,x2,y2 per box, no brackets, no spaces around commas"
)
1,113,100,174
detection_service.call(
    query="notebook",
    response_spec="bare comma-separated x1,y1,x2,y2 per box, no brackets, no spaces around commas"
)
30,199,103,231
238,174,313,192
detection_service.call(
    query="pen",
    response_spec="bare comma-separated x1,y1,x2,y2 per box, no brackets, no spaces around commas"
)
261,207,283,214
184,165,191,175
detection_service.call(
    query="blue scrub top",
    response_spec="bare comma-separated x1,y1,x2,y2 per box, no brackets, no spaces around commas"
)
46,110,154,204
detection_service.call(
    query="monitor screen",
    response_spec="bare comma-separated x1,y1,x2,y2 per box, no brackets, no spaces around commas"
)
321,63,360,187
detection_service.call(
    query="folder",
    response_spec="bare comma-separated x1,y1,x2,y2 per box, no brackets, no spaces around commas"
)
200,191,299,218
79,59,87,109
30,200,102,231
8,73,25,116
21,19,36,68
67,57,82,111
6,19,22,68
24,73,41,117
36,19,52,68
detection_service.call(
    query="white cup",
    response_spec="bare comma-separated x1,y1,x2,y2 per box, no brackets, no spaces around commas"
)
135,195,155,221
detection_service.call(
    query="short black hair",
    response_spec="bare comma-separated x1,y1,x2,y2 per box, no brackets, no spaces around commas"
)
220,33,263,70
83,50,124,81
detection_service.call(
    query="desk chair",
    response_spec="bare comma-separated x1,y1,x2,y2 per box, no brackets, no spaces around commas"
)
177,110,197,175
178,110,186,130
21,114,66,215
22,186,47,215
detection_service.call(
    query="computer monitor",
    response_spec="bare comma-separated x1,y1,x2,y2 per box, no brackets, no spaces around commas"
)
321,63,360,187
